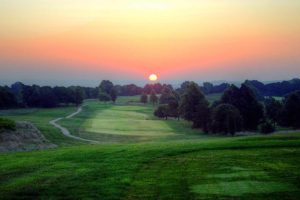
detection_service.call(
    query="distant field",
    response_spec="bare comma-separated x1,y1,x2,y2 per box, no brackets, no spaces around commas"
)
60,98,204,143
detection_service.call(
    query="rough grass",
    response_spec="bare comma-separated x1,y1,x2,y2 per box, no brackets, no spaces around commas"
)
0,134,300,199
0,107,81,146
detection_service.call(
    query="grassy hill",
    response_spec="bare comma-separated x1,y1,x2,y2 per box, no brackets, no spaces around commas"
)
0,96,300,199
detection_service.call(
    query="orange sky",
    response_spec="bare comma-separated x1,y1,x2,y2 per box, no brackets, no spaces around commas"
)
0,0,300,85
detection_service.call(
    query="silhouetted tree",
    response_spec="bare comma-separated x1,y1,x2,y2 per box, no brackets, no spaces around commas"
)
99,92,111,102
0,86,17,109
99,80,114,94
140,93,148,104
73,87,84,106
179,82,210,129
109,87,118,103
154,105,168,120
149,90,158,106
280,91,300,128
265,97,283,125
211,104,243,136
221,84,264,130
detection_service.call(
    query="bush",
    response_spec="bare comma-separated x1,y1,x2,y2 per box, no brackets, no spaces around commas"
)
0,118,16,131
154,105,168,119
259,121,275,134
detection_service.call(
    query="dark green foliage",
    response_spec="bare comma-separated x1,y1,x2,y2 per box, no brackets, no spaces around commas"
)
99,92,111,102
140,93,148,104
0,86,17,109
211,104,243,135
154,105,168,119
244,80,265,101
259,120,275,134
119,84,143,96
98,80,117,103
159,87,177,104
221,84,264,130
109,87,118,103
99,80,114,94
179,82,210,129
0,118,16,131
280,91,300,128
149,90,158,105
265,97,283,125
73,87,84,106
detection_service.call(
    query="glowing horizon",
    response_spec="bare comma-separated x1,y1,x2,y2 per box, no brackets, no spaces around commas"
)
0,0,300,85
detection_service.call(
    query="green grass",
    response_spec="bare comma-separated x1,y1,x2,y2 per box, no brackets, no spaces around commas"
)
0,134,300,199
1,96,300,199
59,98,203,143
0,107,81,145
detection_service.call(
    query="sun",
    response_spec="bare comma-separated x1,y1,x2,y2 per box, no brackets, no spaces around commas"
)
149,74,158,81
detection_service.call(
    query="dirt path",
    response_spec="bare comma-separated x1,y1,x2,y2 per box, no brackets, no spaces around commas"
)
49,106,99,144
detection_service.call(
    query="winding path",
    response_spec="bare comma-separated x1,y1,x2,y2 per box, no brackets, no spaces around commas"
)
49,106,99,144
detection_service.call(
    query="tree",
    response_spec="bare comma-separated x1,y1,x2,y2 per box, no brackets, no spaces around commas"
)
99,80,114,94
109,87,118,103
259,120,275,134
221,84,264,130
99,92,111,103
140,93,148,104
179,82,210,129
39,86,59,108
211,104,243,136
154,105,168,120
149,90,158,106
265,97,283,125
159,87,176,104
280,91,300,128
0,86,17,109
74,87,84,106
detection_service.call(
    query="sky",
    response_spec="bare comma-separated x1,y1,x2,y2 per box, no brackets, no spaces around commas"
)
0,0,300,86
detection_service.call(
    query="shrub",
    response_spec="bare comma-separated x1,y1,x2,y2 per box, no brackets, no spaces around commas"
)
259,121,275,134
0,118,16,131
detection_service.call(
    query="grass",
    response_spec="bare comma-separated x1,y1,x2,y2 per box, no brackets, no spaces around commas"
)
1,96,300,199
0,134,300,199
0,106,81,146
60,98,203,143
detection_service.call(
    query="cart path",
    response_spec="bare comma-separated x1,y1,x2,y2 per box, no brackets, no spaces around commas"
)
49,106,99,144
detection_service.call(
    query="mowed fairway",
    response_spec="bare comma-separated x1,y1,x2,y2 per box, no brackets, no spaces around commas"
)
59,98,202,143
85,106,173,136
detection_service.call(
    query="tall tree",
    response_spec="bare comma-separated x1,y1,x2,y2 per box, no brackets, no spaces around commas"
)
140,93,148,104
211,104,243,136
265,97,283,125
109,87,118,103
149,90,158,106
99,80,114,94
221,84,264,130
74,87,84,106
179,82,210,129
280,91,300,128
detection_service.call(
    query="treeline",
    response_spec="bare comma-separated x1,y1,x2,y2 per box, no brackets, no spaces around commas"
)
152,82,300,135
0,82,95,108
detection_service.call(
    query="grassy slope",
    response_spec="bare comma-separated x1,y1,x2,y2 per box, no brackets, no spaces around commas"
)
0,133,300,199
1,96,300,199
0,107,81,146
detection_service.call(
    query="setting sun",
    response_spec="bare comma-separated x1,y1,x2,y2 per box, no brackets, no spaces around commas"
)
149,74,158,81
